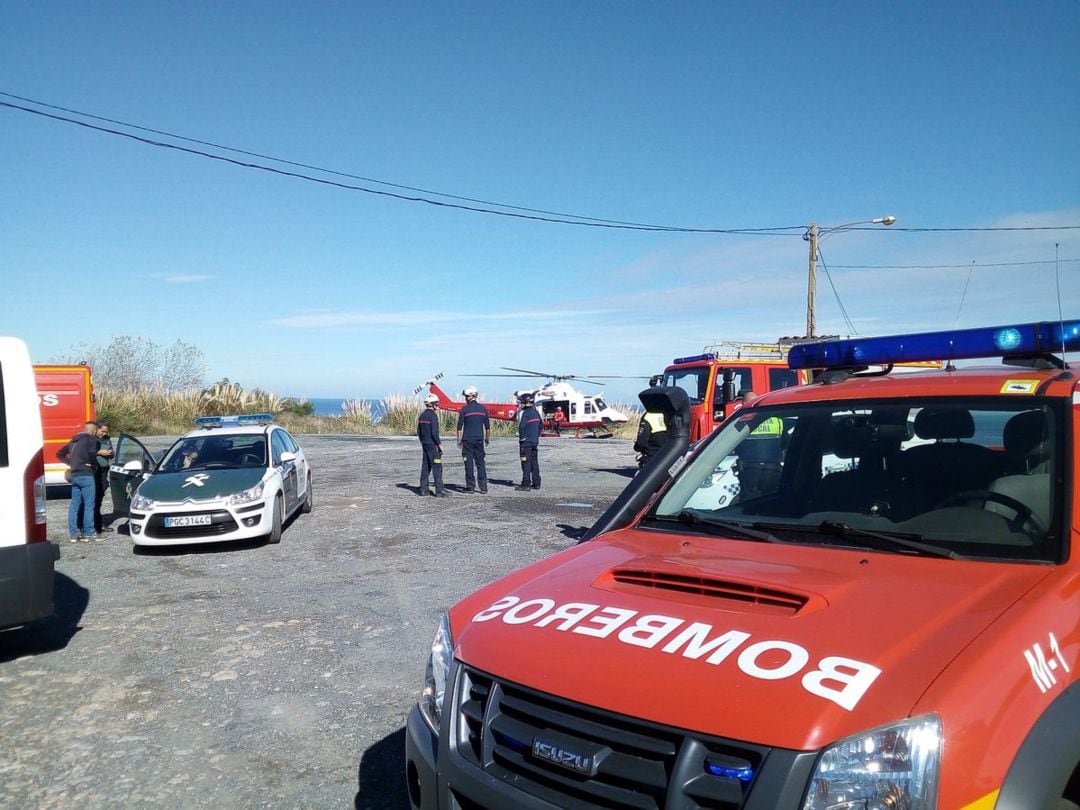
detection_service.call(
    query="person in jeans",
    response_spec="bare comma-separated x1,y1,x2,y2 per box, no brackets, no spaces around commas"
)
57,420,100,541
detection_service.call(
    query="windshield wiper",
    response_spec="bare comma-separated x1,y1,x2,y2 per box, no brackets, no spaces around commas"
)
651,510,784,543
816,520,962,560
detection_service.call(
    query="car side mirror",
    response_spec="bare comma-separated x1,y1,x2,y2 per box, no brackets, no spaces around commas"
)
280,451,296,464
123,460,143,472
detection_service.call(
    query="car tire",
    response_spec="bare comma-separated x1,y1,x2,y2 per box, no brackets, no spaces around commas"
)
267,495,283,545
301,474,313,514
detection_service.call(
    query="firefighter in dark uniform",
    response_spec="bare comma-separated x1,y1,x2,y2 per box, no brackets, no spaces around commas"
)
516,392,543,491
456,385,490,493
417,393,447,496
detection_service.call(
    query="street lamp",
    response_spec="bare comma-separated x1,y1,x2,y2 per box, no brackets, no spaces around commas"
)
805,216,896,337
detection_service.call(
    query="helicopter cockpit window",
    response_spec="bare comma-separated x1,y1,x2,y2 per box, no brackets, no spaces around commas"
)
663,368,709,403
584,401,595,415
595,398,607,410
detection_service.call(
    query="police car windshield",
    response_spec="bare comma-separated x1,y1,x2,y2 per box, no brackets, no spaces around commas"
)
159,434,267,471
650,397,1065,563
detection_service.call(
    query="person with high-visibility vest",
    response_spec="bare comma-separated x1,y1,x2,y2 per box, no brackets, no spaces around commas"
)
736,394,784,499
634,411,669,468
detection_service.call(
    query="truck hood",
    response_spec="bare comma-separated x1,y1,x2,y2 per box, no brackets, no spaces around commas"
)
451,529,1050,751
138,468,266,502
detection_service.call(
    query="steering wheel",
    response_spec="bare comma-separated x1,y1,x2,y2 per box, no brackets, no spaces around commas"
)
934,489,1045,534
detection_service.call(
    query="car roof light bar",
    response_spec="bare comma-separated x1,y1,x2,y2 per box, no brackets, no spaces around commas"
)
194,413,274,428
788,319,1080,370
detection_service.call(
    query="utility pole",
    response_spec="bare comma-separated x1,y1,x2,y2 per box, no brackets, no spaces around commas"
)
804,216,893,340
806,222,818,338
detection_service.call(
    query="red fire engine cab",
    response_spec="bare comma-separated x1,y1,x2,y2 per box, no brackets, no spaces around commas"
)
34,364,96,486
406,318,1080,810
662,340,810,442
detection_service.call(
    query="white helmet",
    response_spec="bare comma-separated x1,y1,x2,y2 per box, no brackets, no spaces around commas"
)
462,385,478,398
424,394,439,406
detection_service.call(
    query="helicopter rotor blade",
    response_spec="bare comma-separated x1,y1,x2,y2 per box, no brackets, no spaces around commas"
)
499,367,561,378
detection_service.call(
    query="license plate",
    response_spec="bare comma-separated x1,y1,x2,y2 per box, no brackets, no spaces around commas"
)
164,515,213,527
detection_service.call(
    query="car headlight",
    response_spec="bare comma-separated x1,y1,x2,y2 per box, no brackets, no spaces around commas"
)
419,612,453,732
228,481,265,505
802,715,940,810
131,493,155,511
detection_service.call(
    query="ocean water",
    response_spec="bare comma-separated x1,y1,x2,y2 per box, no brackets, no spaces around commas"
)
304,397,386,420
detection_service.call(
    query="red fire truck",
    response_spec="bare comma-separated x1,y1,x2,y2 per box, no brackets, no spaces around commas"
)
34,364,96,486
661,340,810,442
406,319,1080,810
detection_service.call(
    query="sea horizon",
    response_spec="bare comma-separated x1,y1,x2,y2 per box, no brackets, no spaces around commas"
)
299,397,385,418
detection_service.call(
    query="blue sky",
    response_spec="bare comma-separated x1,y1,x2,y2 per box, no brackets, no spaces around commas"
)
3,2,1078,403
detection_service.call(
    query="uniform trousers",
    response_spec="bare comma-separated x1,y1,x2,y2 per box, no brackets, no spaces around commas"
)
519,442,540,488
420,443,444,494
461,439,487,491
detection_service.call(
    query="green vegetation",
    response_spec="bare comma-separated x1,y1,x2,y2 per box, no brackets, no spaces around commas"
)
96,386,639,438
63,334,642,438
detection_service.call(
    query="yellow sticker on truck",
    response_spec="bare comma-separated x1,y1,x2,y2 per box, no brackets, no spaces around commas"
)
1000,379,1039,394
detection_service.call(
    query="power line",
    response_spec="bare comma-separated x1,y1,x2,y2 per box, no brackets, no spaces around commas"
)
830,259,1080,269
3,90,1079,236
816,247,858,335
835,225,1080,233
0,92,802,235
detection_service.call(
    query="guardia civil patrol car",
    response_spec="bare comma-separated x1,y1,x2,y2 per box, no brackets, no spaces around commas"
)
110,414,312,546
407,320,1080,810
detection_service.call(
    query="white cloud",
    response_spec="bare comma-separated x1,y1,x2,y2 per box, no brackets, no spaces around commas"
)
272,307,617,329
163,274,214,284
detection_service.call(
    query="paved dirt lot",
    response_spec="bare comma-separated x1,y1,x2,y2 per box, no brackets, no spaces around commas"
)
0,435,637,809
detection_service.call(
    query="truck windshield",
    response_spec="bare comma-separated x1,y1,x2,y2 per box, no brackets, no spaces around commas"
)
649,397,1064,562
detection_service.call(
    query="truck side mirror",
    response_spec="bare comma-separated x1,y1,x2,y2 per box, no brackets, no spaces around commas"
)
721,369,738,404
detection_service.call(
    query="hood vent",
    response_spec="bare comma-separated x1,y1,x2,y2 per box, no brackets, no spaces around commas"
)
612,568,808,616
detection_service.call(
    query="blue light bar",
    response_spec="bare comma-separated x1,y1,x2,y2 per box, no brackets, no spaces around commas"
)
194,413,274,428
788,320,1080,370
672,353,717,365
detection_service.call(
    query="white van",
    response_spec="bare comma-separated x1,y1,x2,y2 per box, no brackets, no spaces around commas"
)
0,336,57,631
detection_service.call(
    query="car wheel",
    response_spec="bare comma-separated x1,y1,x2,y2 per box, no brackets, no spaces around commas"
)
301,474,313,514
267,495,283,544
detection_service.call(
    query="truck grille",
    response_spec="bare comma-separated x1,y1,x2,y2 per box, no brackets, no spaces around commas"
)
456,666,769,809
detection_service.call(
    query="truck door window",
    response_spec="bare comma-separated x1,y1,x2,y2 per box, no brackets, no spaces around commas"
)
662,368,709,403
714,367,751,406
768,368,798,390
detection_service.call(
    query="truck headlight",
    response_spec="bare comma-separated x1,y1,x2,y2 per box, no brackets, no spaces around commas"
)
419,612,453,732
802,715,941,809
131,493,155,511
228,481,265,505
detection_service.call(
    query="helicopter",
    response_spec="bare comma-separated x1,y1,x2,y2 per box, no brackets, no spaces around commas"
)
414,369,634,438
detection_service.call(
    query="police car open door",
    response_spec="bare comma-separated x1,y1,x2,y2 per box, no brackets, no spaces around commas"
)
109,434,156,517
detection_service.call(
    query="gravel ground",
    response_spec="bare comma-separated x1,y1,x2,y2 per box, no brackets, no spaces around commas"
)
0,434,637,809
